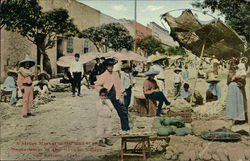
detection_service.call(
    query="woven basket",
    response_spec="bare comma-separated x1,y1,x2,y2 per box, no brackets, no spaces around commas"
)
167,110,192,123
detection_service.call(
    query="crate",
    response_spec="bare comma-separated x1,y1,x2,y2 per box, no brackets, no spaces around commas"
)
167,110,192,123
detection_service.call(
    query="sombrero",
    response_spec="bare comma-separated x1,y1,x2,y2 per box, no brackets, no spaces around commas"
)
19,55,36,67
38,71,50,80
7,69,18,75
145,67,160,76
174,68,182,72
206,73,220,83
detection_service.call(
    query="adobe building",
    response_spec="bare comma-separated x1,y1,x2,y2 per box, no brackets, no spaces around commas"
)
0,0,101,82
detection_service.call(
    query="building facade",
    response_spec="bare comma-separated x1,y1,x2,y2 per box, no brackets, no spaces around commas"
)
147,22,179,47
0,0,101,82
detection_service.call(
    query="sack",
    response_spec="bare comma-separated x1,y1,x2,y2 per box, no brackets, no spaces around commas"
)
158,126,174,136
175,127,192,136
152,118,163,129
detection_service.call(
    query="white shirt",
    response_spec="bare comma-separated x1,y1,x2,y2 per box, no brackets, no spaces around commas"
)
152,64,164,80
120,71,133,91
173,73,183,83
69,60,84,74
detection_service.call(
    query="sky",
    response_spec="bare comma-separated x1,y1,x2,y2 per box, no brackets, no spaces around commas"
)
76,0,224,31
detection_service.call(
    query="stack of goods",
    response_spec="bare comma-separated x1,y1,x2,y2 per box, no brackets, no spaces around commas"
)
152,116,192,136
192,100,225,116
169,99,191,112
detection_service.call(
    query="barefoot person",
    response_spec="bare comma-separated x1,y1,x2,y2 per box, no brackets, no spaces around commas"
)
143,68,171,116
17,55,36,118
96,88,113,147
95,58,129,131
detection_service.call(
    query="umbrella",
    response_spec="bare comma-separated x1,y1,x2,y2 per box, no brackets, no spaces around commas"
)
147,53,168,63
106,49,147,62
56,52,114,67
162,9,246,104
162,10,245,60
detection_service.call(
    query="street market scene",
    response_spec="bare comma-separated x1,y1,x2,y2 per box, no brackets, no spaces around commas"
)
0,0,250,161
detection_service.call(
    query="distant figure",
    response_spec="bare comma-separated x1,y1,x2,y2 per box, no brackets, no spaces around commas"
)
143,68,170,116
179,83,191,101
120,64,134,109
60,67,72,84
17,55,36,118
36,72,50,98
211,55,219,75
206,73,221,102
69,53,84,97
2,70,18,105
173,68,183,97
90,58,101,85
96,88,113,147
182,65,189,82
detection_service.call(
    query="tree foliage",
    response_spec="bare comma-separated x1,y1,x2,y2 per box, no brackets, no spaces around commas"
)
0,0,79,74
167,46,186,56
192,0,250,43
136,36,166,56
79,23,133,52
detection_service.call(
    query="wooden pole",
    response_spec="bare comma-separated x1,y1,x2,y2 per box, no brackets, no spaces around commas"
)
190,42,206,104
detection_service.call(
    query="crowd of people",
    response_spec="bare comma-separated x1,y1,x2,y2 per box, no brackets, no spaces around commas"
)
1,53,248,146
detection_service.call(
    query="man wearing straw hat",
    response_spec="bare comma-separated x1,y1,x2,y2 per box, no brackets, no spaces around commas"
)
95,58,130,131
173,67,183,97
206,73,221,102
143,68,171,116
2,69,18,105
17,55,36,118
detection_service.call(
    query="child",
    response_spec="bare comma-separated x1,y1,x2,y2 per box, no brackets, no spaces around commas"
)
173,68,183,97
233,63,246,80
96,88,114,147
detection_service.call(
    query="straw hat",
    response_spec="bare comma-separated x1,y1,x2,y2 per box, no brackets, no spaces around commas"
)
145,67,160,76
240,57,248,63
121,64,131,70
206,73,220,83
174,67,182,73
19,55,36,67
7,69,18,76
38,71,50,80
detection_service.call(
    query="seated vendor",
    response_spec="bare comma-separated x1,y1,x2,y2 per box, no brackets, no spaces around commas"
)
2,70,18,105
143,68,171,116
179,83,192,100
36,72,50,97
60,67,72,84
206,73,221,102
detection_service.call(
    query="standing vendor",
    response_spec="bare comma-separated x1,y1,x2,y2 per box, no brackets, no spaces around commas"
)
17,55,36,118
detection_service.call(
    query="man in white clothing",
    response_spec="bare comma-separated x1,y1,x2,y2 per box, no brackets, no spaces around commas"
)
69,53,84,97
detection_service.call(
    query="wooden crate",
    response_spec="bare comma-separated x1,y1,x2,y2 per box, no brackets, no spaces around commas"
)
133,96,157,117
167,110,192,123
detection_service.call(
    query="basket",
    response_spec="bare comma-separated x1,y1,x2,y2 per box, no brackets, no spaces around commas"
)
167,110,192,123
201,131,241,141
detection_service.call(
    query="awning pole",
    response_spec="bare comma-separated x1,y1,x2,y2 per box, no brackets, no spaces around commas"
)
190,42,206,105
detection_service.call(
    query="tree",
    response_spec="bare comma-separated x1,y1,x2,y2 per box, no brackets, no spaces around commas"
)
192,0,250,44
167,46,186,56
136,36,166,56
79,23,133,52
0,0,79,75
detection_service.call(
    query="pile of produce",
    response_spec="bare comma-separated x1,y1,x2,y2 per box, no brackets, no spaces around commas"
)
193,100,225,116
152,116,192,136
169,99,191,112
165,135,250,161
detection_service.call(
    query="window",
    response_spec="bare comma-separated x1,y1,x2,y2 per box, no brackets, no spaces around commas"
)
67,37,73,53
83,40,89,54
